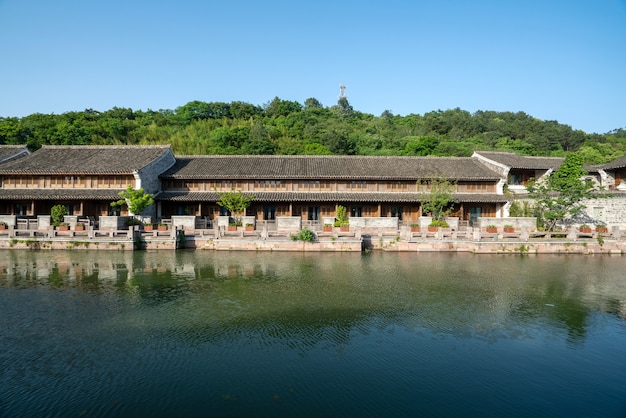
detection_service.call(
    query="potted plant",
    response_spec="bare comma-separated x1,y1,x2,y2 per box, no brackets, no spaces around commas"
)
227,221,241,231
245,223,254,231
595,225,608,233
323,223,333,232
51,204,68,229
486,225,498,233
74,223,85,231
56,222,69,231
158,223,168,231
144,223,154,231
410,223,420,232
0,221,7,230
428,219,449,232
579,224,592,233
503,224,515,233
334,205,349,231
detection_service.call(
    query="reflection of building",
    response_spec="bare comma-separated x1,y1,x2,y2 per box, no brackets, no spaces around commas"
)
0,145,624,227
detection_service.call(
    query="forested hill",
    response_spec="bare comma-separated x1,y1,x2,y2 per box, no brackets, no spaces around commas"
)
1,98,624,164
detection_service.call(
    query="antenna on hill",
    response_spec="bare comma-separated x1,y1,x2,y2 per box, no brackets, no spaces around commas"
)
339,83,347,99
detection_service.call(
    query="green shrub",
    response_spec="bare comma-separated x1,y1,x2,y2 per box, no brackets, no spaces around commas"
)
429,219,449,228
50,204,67,226
292,228,316,242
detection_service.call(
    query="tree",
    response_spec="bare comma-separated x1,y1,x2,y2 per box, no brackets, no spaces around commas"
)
50,204,68,226
420,178,456,221
526,153,595,231
304,98,323,109
216,189,254,223
111,185,155,216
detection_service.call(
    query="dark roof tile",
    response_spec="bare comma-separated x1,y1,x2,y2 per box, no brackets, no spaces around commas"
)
162,155,501,180
474,151,564,170
0,188,124,200
155,190,508,203
0,145,171,174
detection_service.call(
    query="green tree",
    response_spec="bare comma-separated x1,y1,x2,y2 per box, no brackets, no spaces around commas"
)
50,204,68,226
216,189,254,222
111,185,155,216
526,153,595,231
420,178,456,221
304,98,323,109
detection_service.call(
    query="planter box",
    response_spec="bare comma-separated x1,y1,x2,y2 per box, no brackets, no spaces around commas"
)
486,227,498,233
323,226,333,232
428,226,438,232
144,225,154,231
595,227,608,233
503,227,515,233
56,225,69,231
227,226,237,231
158,225,168,231
245,226,254,231
579,227,592,233
340,226,350,232
74,225,85,231
410,226,420,232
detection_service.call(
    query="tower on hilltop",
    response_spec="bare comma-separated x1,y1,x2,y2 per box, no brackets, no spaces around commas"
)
339,83,347,99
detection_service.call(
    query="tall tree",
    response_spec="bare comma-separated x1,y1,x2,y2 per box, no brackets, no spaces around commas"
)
527,153,596,231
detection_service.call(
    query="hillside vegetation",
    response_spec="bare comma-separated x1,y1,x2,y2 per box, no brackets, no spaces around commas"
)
1,97,624,163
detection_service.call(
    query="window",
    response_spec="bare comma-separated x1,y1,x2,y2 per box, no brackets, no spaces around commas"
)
509,174,522,185
390,182,408,191
350,181,366,190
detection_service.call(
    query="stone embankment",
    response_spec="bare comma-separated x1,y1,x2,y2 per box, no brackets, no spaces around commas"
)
0,225,624,255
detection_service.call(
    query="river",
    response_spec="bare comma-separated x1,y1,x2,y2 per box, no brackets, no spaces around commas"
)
1,250,625,417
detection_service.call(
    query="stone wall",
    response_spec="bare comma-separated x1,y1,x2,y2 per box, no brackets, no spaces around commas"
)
276,216,302,230
348,217,399,228
582,194,626,226
418,217,460,229
171,216,196,230
477,217,536,230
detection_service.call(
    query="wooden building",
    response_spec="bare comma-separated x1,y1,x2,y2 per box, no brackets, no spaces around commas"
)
156,155,508,225
0,145,175,219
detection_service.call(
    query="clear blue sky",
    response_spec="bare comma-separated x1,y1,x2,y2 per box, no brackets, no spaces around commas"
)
1,0,624,134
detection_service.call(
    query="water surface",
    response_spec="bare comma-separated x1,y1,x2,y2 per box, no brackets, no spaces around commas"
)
1,251,625,417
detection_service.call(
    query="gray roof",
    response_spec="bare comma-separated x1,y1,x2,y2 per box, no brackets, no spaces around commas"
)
0,145,172,174
161,155,501,180
598,155,626,170
474,151,564,170
0,188,124,201
155,191,508,203
0,145,29,164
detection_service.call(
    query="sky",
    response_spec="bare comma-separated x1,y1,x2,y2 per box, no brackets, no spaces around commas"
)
0,0,624,134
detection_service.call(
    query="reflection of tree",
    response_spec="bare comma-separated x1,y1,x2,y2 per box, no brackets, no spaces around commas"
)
2,251,626,350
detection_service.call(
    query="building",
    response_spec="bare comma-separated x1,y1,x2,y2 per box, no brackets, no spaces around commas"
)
156,155,507,225
0,145,175,219
0,145,623,228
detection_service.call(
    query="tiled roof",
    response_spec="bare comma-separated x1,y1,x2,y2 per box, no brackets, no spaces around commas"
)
0,189,124,200
161,155,501,180
155,191,508,203
598,155,626,170
0,145,172,174
474,151,564,170
0,145,29,164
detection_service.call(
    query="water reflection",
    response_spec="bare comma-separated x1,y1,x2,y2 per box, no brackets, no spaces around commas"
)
1,250,625,345
2,250,626,417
